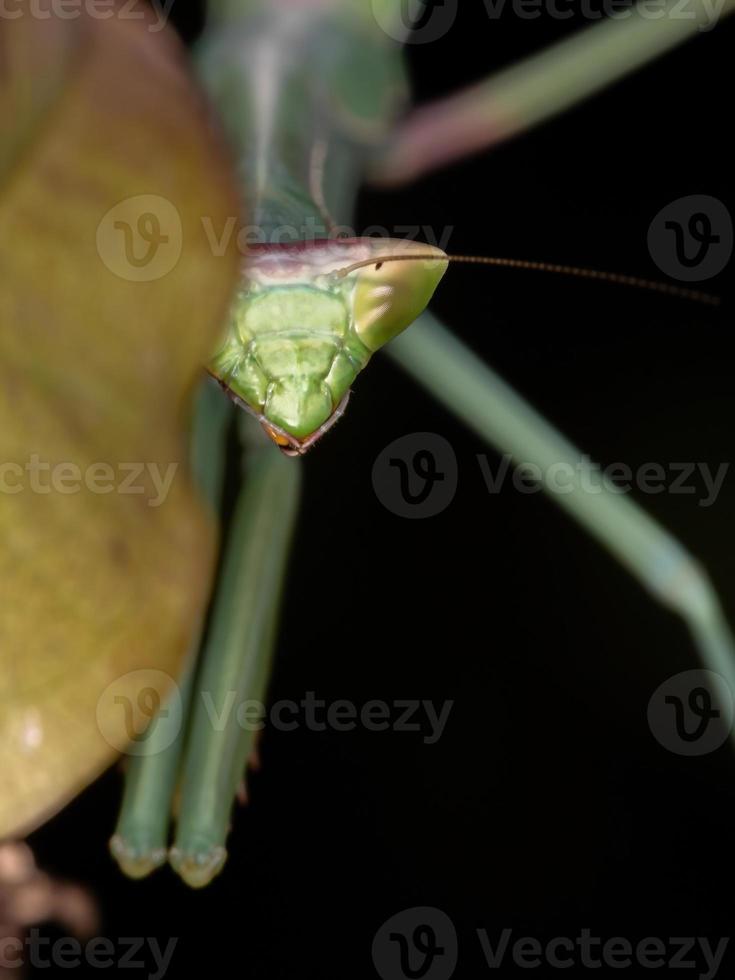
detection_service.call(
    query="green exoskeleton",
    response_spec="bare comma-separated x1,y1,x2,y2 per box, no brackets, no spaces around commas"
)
2,0,733,900
105,0,735,889
208,238,715,457
209,239,447,453
208,239,719,456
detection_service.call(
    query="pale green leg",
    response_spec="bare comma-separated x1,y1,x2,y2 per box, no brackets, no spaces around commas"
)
169,415,301,888
389,313,735,700
110,379,232,878
373,0,735,184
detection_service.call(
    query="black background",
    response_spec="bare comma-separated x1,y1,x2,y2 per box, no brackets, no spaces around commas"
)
28,2,735,978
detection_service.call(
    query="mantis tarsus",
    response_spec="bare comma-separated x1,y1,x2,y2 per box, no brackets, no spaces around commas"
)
103,0,735,887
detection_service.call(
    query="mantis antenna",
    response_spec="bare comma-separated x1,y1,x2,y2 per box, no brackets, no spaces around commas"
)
334,253,721,307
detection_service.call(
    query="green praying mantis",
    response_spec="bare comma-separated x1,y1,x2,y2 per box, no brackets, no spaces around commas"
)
113,0,735,887
2,0,733,889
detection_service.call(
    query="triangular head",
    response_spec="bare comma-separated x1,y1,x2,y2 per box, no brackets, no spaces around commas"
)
208,238,448,454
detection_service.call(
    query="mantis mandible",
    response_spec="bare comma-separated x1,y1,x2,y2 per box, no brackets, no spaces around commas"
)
92,0,735,886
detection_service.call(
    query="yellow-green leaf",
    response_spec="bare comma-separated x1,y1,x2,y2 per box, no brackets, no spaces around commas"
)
0,3,241,838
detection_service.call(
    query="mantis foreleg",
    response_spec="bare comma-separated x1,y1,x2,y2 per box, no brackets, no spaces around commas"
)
110,380,233,878
169,415,301,887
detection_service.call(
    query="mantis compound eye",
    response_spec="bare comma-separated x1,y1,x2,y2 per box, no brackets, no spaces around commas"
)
351,240,448,352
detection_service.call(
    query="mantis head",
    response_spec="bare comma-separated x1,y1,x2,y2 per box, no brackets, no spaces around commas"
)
208,238,448,454
209,237,716,455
